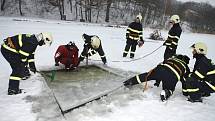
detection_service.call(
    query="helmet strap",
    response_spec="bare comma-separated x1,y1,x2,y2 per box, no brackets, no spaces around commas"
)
38,40,45,46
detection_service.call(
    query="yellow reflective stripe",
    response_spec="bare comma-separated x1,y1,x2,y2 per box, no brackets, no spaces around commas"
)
174,58,186,73
205,81,215,91
10,76,21,80
80,54,85,58
32,52,35,54
127,28,142,33
186,88,199,92
88,51,93,56
207,70,215,75
2,44,18,53
128,36,139,40
100,55,106,58
182,89,188,92
165,43,171,46
19,50,29,56
194,70,205,79
172,41,178,45
162,64,180,81
21,58,27,62
136,75,142,84
18,34,23,47
168,34,180,40
93,50,97,53
28,59,34,62
124,51,129,54
130,51,135,54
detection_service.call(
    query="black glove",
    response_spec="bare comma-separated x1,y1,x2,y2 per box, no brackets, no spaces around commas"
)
101,57,107,64
123,78,138,88
30,67,37,73
29,62,37,73
154,80,161,87
55,63,59,66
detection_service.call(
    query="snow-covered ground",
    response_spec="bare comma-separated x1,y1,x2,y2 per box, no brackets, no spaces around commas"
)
0,16,215,121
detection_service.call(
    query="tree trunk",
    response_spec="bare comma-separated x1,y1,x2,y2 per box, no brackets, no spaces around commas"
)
1,0,6,11
75,0,78,20
88,0,91,22
68,0,72,13
105,0,112,22
19,0,23,16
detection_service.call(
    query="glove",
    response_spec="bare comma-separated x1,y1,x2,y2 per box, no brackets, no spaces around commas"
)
154,80,161,87
126,33,129,39
55,63,59,66
123,80,133,88
138,40,144,47
101,57,107,64
29,62,37,73
30,67,37,73
123,78,137,88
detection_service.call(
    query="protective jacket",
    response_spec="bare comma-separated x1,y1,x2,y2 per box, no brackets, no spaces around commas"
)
185,54,215,99
1,34,38,94
55,44,79,69
79,34,106,64
163,23,182,60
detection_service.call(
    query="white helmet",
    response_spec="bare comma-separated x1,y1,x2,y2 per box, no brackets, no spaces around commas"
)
91,36,101,49
136,14,142,22
190,42,207,55
170,15,180,24
41,32,53,46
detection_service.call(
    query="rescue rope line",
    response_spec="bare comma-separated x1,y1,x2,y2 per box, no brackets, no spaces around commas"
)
89,44,163,63
143,69,154,91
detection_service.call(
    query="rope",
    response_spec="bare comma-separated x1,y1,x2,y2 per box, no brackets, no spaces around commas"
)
89,44,163,63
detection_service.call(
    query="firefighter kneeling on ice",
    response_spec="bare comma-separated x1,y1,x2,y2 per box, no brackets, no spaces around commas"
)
184,42,215,102
1,32,53,95
123,54,190,101
78,33,107,65
54,41,79,70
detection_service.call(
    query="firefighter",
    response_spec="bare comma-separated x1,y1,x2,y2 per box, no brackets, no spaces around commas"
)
78,33,107,65
1,33,53,95
123,14,144,58
184,42,215,102
123,54,190,101
163,15,182,60
55,41,79,70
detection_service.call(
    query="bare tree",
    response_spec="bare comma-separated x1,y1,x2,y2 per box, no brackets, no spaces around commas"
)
18,0,23,16
1,0,6,11
105,0,112,22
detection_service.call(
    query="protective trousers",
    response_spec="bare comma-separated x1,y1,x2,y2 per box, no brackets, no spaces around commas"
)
1,46,26,92
135,66,178,92
164,47,176,60
123,39,138,58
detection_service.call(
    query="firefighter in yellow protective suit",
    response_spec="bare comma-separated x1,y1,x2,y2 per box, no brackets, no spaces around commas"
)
163,15,182,60
184,42,215,102
123,14,144,58
1,33,53,95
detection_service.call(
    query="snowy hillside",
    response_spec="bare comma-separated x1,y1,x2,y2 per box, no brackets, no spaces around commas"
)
0,16,215,121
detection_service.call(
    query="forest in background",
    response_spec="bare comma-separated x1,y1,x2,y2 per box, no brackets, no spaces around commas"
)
0,0,215,34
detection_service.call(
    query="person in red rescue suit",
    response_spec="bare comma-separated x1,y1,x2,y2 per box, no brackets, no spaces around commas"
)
54,41,79,70
123,54,190,101
1,33,53,95
78,33,107,65
163,15,182,60
123,14,144,58
183,42,215,102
